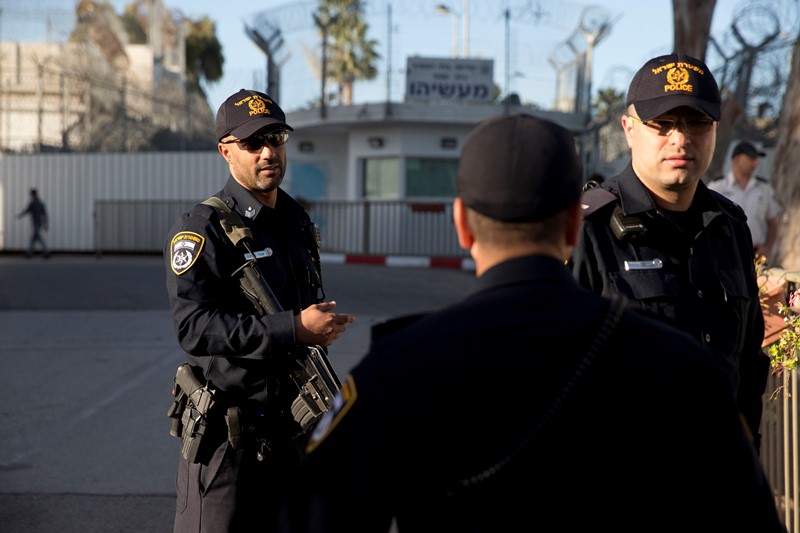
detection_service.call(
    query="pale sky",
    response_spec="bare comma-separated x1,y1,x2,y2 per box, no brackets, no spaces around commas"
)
5,0,791,114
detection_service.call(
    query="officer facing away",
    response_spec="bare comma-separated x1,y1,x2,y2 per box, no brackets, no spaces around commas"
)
163,89,355,533
278,114,783,532
572,53,770,452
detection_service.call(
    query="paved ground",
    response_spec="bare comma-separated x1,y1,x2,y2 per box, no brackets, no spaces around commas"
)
0,253,475,533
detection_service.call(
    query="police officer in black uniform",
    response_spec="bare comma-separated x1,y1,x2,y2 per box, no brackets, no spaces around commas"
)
278,114,783,532
572,53,770,451
164,89,355,533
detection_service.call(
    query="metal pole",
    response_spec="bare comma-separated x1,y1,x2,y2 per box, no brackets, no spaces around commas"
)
0,8,3,152
462,0,469,57
451,14,458,58
319,19,330,119
385,3,392,116
504,7,510,113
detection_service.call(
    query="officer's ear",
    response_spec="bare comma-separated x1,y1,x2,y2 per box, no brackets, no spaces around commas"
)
217,140,234,163
452,197,474,251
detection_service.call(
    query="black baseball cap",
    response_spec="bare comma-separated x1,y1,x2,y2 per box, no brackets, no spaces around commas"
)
626,53,721,121
215,89,293,141
457,114,583,222
732,141,766,158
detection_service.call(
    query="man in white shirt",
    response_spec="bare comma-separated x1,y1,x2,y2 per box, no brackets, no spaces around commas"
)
709,141,781,259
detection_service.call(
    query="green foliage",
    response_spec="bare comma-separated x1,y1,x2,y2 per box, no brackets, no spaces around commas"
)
121,3,147,44
117,2,222,94
185,17,224,91
767,302,800,373
593,87,625,119
758,255,800,376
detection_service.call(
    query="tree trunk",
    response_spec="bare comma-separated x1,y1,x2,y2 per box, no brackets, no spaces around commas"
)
771,36,800,271
672,0,716,60
342,81,353,106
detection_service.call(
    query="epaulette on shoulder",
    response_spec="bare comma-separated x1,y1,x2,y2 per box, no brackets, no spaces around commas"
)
580,187,618,217
756,175,769,184
709,189,746,220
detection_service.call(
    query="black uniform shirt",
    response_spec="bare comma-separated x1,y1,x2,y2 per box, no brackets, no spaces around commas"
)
279,255,782,532
572,162,769,439
164,176,323,406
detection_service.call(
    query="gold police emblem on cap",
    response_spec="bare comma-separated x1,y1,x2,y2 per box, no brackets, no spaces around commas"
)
248,95,270,116
654,60,705,95
170,231,205,275
667,67,689,86
233,94,273,117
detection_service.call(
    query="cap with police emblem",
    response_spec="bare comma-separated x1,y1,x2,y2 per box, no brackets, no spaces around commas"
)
626,52,721,122
215,89,294,141
457,113,583,222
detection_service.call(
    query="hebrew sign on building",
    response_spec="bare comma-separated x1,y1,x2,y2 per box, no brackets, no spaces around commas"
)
405,57,494,103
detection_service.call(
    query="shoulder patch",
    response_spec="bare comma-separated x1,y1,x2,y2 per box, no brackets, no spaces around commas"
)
170,232,205,275
581,187,618,217
306,374,358,454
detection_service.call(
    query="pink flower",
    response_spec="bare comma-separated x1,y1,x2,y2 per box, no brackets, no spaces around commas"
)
790,290,800,308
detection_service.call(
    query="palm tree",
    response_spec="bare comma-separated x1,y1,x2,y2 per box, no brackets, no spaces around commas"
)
315,0,380,105
593,87,624,119
119,1,223,94
184,17,224,93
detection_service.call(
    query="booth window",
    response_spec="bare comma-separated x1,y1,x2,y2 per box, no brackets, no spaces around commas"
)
406,157,457,198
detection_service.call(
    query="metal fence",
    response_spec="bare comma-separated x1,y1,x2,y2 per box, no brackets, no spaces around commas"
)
759,270,800,532
93,198,468,259
305,200,465,258
763,371,799,531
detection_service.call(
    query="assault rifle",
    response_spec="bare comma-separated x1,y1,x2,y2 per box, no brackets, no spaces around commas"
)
203,197,342,436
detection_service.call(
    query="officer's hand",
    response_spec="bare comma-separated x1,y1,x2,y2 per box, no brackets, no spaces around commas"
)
295,301,356,347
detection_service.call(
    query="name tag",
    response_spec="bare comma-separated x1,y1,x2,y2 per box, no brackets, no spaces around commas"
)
244,248,273,260
624,259,663,271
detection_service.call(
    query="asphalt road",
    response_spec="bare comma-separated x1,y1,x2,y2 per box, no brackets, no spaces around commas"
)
0,253,475,533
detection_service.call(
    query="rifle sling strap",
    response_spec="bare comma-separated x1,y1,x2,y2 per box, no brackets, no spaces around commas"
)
451,294,628,491
202,196,252,249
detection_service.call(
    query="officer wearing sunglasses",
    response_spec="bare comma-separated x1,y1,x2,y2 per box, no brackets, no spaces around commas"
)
164,89,355,533
572,53,770,456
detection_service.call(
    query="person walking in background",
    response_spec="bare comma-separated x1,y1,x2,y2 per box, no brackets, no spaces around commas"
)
17,188,50,259
573,53,770,452
278,114,784,532
709,141,781,261
163,89,355,533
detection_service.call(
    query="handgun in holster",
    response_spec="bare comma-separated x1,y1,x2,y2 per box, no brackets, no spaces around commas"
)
167,363,217,463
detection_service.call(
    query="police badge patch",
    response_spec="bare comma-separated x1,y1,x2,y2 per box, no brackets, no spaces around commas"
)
306,374,358,454
171,232,205,275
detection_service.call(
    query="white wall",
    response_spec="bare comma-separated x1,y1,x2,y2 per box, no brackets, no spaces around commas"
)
0,151,226,252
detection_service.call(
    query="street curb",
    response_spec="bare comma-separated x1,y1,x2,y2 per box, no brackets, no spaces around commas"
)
320,253,475,271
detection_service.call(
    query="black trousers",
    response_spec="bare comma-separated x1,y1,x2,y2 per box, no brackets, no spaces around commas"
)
173,434,304,533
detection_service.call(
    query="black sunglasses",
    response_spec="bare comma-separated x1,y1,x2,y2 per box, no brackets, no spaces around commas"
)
222,130,290,151
626,115,715,136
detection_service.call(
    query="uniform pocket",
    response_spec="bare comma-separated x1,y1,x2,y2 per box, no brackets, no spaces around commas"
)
609,269,679,300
